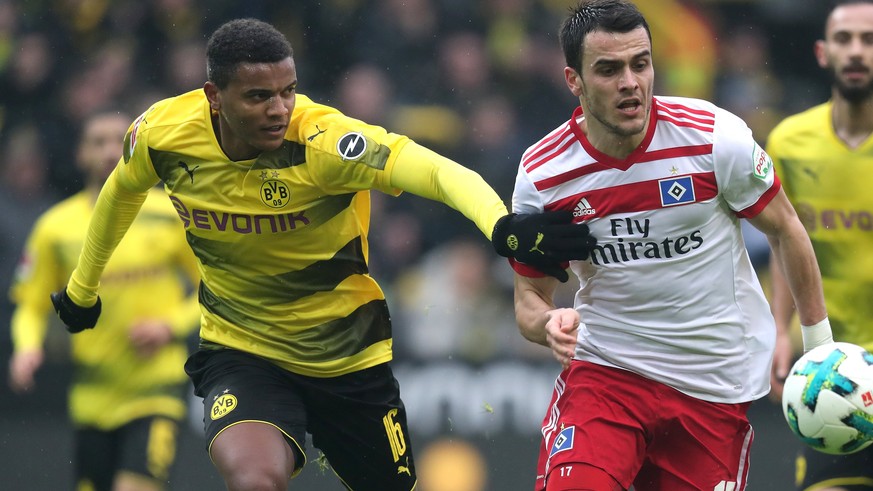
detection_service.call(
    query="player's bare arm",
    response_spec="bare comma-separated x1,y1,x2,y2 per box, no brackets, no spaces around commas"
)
748,188,831,349
514,273,578,367
767,249,796,401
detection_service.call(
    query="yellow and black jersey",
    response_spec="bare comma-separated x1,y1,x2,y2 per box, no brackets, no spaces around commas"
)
767,102,873,352
75,89,507,378
10,188,200,429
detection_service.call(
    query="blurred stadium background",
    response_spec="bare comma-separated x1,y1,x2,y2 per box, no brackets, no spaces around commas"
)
0,0,835,489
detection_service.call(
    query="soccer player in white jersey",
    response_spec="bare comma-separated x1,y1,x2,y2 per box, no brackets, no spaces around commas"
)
510,1,833,490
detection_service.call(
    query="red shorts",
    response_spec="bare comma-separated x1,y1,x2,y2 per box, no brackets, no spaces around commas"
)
536,361,753,491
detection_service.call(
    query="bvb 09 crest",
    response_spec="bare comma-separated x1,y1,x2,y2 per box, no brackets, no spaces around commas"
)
211,392,238,421
260,179,290,209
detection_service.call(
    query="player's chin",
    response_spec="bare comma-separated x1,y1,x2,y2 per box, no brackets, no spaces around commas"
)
256,134,286,152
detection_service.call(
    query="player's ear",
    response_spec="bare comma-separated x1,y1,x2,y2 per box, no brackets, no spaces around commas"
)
813,40,828,70
565,66,584,97
203,81,221,111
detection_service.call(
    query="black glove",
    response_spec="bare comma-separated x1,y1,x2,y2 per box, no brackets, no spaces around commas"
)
50,288,102,333
492,211,597,282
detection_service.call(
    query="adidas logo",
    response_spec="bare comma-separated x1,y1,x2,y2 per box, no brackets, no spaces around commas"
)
573,197,596,217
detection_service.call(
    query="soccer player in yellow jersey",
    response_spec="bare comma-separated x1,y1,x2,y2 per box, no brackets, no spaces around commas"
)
8,110,201,491
768,1,873,490
48,18,596,491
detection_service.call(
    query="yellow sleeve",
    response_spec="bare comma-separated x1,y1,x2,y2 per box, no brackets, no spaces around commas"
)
11,301,49,352
67,110,162,306
9,216,63,352
66,167,152,306
388,141,509,239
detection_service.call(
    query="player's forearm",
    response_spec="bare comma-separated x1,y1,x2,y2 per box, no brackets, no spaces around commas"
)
514,275,558,347
67,169,149,306
389,141,509,238
10,304,49,352
768,222,827,326
768,250,797,335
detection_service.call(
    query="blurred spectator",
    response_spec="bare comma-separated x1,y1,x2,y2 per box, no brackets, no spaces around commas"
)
0,124,59,344
713,27,785,140
0,31,57,129
163,39,207,93
391,238,547,364
351,0,441,103
42,41,136,192
455,94,527,200
434,30,493,112
334,62,395,126
637,0,718,99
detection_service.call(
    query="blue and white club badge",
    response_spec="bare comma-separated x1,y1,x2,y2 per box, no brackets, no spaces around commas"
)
550,425,575,457
659,176,695,207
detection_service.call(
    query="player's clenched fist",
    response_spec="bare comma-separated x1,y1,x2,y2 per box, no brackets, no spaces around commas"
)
50,288,102,333
491,211,597,282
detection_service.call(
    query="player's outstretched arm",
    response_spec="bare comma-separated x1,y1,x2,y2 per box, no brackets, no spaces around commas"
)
388,141,596,281
51,167,151,333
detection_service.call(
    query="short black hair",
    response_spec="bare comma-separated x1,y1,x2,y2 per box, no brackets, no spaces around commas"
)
559,0,651,74
206,18,294,89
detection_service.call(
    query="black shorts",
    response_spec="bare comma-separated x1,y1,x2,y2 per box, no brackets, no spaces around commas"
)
185,348,417,491
796,444,873,490
75,416,179,491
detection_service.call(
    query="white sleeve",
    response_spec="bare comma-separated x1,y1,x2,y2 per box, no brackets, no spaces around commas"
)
712,107,777,215
510,161,546,215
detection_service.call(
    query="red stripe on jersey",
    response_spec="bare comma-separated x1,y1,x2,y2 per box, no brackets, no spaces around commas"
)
527,133,580,173
736,175,781,219
655,99,715,119
545,172,719,219
634,144,713,163
656,114,715,133
522,124,574,170
656,104,715,126
533,144,712,191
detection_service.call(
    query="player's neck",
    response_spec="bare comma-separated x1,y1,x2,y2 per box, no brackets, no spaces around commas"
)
580,118,647,160
831,92,873,149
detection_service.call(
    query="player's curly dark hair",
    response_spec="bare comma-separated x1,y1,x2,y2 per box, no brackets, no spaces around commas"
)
206,18,294,89
559,0,651,74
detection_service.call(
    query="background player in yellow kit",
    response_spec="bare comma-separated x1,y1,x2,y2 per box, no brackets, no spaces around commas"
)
48,18,596,491
8,110,201,491
767,1,873,489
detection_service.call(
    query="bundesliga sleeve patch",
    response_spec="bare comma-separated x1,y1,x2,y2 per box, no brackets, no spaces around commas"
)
549,425,575,456
658,176,695,207
752,142,773,180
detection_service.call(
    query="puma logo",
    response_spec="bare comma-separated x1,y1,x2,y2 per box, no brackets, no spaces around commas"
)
397,457,412,476
178,161,200,183
529,232,546,255
307,125,327,142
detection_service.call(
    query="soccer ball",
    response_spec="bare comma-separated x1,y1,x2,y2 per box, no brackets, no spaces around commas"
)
782,342,873,455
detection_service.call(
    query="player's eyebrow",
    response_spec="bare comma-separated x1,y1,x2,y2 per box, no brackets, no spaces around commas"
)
590,49,651,67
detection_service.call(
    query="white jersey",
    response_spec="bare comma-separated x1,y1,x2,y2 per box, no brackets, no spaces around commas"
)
512,96,779,404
